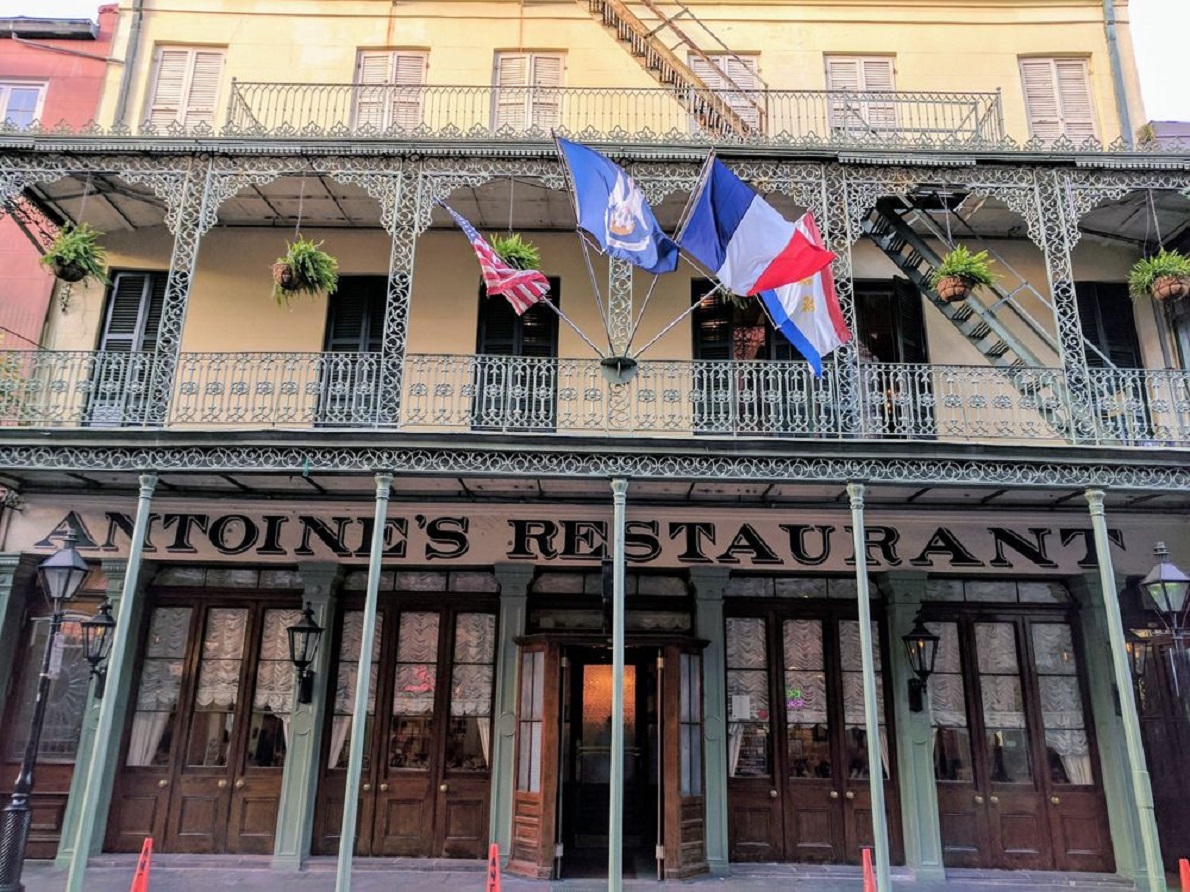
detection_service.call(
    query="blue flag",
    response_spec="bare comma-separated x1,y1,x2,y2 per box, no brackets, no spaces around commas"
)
557,137,679,275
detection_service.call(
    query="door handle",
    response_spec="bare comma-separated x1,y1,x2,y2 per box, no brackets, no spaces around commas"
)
1050,796,1060,806
829,790,839,800
845,791,856,800
234,779,245,789
362,783,371,792
989,795,1000,805
973,794,984,805
768,790,778,799
440,783,449,793
217,780,228,789
157,779,169,789
380,783,389,792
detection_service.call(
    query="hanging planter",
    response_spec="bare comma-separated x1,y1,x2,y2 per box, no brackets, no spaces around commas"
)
1129,249,1190,303
489,232,542,271
39,223,109,287
927,245,996,303
271,236,339,305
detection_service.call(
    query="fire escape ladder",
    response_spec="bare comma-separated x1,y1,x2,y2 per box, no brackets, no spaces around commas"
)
863,197,1090,436
581,0,762,137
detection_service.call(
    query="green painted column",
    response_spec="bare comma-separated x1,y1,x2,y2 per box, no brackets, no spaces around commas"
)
0,555,24,728
878,571,945,882
273,562,343,871
335,472,391,892
1069,571,1148,887
1084,489,1165,892
55,560,155,868
689,567,730,877
66,473,157,892
847,483,892,892
489,563,532,865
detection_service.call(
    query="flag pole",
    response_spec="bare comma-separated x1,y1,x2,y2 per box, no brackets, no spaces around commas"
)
554,133,616,356
536,296,605,357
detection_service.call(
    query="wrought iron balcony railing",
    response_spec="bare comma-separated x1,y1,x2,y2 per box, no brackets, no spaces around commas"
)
1,350,1187,448
223,81,1004,146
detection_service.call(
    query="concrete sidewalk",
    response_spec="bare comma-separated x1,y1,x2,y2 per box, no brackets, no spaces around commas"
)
18,856,1149,892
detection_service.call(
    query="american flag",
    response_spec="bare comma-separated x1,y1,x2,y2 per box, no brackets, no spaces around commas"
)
439,202,551,315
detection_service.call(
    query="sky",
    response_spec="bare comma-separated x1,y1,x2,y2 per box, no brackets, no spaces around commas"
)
4,0,1189,122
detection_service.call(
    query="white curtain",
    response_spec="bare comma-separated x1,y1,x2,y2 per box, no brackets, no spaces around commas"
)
478,718,491,767
728,723,744,777
127,711,171,767
329,715,352,769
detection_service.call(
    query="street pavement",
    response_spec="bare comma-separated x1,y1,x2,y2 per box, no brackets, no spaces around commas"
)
19,856,1156,892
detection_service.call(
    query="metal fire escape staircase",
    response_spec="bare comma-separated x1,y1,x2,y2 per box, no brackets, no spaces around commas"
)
863,197,1116,434
580,0,765,138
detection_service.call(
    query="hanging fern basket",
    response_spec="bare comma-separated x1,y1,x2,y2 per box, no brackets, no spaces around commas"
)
49,259,91,284
270,237,339,304
934,274,971,303
1150,275,1190,303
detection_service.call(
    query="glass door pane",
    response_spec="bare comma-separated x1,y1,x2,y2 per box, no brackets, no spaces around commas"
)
783,619,829,778
389,612,439,771
246,608,300,769
929,622,973,782
839,620,887,779
327,610,382,770
1031,624,1091,785
726,617,770,778
447,613,496,771
186,608,248,767
975,623,1031,784
127,607,194,767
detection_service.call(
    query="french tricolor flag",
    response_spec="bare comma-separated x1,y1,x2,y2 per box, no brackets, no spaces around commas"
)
679,158,836,297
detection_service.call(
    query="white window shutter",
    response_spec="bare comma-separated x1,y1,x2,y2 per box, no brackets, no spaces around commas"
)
391,52,427,131
688,53,760,130
825,57,861,92
147,49,189,129
1055,59,1095,141
1021,59,1063,142
529,54,562,129
494,53,528,130
860,59,895,92
182,51,223,127
355,51,392,130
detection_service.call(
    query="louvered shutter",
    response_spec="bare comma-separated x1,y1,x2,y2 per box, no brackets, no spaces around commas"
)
355,51,392,131
893,277,926,363
147,49,189,129
1055,59,1095,142
826,56,894,133
688,54,760,130
494,53,529,131
1021,59,1063,142
391,52,427,131
182,51,222,127
529,55,562,131
692,283,733,361
860,58,896,129
100,272,166,353
325,278,385,352
1076,282,1140,368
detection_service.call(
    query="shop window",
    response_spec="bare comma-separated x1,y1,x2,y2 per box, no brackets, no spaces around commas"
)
924,578,1070,604
1020,57,1096,145
6,615,91,763
354,50,427,132
493,52,563,131
145,46,225,130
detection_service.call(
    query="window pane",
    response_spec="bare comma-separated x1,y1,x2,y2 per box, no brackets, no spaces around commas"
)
4,86,41,127
448,613,496,771
728,617,770,777
1033,623,1091,785
327,610,382,771
976,623,1031,783
389,612,439,771
245,608,300,769
929,622,972,782
186,608,247,768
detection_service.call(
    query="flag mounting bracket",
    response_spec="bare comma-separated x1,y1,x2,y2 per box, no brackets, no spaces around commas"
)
600,355,639,385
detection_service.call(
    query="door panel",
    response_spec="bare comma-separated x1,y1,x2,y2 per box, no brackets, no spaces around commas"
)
726,617,782,861
663,648,707,878
931,612,1111,873
507,644,562,879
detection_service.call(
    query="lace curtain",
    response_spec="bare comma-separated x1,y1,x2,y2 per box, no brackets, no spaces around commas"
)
1033,624,1092,785
127,607,193,767
253,609,301,714
194,608,247,709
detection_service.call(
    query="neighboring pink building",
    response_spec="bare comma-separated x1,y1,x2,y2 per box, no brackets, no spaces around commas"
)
0,6,116,348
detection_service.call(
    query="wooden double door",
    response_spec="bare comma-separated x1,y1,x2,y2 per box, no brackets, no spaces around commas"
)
725,608,903,864
107,598,301,854
312,602,497,859
928,611,1113,872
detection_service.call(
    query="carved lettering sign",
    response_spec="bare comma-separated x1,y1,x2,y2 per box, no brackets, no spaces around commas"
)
5,499,1179,575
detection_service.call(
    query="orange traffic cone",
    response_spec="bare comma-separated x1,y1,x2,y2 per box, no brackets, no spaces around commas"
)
1179,857,1190,892
129,837,152,892
485,842,501,892
862,846,876,892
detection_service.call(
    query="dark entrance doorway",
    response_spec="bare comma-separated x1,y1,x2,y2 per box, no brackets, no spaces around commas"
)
559,647,658,879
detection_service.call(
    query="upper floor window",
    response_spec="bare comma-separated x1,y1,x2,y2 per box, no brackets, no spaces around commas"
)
100,271,167,353
1019,57,1096,144
145,46,225,130
688,53,762,132
0,82,45,128
824,55,896,135
493,52,563,132
355,50,428,132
